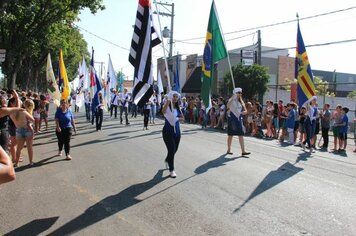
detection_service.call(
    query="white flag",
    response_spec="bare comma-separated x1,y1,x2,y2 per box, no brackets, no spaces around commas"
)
80,57,89,90
157,70,164,104
46,53,61,106
107,55,117,90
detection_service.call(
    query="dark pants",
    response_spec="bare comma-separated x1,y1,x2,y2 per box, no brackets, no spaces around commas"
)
143,109,150,128
303,118,316,148
321,127,329,148
131,104,137,118
85,103,91,121
120,106,129,124
0,128,9,152
96,109,103,130
110,105,118,118
162,127,181,172
56,128,72,155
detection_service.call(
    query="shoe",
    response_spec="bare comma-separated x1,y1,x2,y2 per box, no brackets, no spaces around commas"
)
65,155,72,160
226,151,233,155
169,171,177,178
301,143,306,151
58,151,63,156
146,127,149,130
242,152,251,156
310,148,315,153
126,123,130,125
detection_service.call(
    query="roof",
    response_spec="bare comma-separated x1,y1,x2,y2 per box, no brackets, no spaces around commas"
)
182,66,202,93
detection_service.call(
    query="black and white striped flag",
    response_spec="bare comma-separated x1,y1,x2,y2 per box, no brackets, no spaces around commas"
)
129,0,161,107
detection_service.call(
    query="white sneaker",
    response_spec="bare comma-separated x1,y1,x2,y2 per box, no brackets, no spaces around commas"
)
170,171,177,178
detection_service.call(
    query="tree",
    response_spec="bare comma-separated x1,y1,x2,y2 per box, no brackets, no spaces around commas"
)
224,63,270,100
0,0,104,89
280,76,335,97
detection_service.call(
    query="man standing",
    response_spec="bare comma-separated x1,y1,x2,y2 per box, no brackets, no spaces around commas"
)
320,103,331,149
84,91,91,122
119,88,130,125
110,89,118,119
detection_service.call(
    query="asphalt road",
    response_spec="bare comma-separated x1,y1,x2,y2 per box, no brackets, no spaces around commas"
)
1,107,355,236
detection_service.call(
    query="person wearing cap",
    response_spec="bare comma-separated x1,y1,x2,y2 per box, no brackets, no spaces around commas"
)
162,91,183,178
301,96,318,152
226,88,250,156
110,89,118,119
119,88,130,125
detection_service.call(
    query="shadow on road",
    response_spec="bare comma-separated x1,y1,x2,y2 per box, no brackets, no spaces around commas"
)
294,151,312,164
194,154,248,175
233,162,303,213
14,155,67,172
47,169,168,235
4,216,59,236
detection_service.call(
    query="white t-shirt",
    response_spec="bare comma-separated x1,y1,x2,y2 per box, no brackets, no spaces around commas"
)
119,93,130,108
219,104,226,117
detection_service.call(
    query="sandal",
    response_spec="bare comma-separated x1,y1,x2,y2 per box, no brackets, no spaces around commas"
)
226,151,233,155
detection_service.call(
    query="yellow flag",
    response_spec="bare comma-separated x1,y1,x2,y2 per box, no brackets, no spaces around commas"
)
59,49,71,100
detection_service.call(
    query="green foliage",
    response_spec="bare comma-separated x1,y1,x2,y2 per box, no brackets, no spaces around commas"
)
347,91,356,99
280,76,335,97
224,64,270,100
313,76,335,97
0,0,104,90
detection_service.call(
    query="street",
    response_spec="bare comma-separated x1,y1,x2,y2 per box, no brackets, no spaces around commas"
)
1,108,355,236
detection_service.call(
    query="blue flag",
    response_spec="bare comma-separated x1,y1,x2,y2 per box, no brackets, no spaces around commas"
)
90,49,102,114
295,22,316,107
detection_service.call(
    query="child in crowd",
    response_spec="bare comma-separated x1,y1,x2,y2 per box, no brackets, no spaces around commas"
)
286,103,296,145
336,107,349,153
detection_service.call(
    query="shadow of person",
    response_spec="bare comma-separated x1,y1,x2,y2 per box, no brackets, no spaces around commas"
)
47,169,168,236
233,162,303,213
4,217,59,236
194,154,247,175
295,151,312,164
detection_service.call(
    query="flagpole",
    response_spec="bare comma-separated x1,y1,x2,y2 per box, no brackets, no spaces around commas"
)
153,1,171,91
213,1,235,89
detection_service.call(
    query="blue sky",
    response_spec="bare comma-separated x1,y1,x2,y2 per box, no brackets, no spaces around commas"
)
76,0,356,80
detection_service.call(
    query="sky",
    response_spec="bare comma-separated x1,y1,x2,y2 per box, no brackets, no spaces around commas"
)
75,0,356,81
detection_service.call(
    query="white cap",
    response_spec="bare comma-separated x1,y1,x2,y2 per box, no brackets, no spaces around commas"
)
167,91,181,100
233,87,242,94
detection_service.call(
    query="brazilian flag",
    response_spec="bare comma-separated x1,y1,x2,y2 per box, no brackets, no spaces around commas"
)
201,0,227,109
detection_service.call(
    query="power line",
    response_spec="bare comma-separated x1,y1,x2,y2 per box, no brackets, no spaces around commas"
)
175,32,256,45
177,6,356,42
73,23,130,52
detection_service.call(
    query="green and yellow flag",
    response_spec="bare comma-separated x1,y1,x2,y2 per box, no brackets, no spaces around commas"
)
201,0,227,109
59,49,71,100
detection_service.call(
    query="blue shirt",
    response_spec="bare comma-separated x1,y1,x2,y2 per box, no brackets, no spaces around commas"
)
163,108,181,137
339,114,348,133
55,108,73,129
286,109,295,129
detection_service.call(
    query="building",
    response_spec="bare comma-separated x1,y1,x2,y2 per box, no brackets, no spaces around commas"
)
158,45,356,97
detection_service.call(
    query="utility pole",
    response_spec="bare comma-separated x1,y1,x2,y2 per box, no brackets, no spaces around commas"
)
153,1,175,58
257,30,262,65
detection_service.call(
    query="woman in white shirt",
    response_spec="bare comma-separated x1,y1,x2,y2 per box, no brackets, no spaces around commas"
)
226,88,250,156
